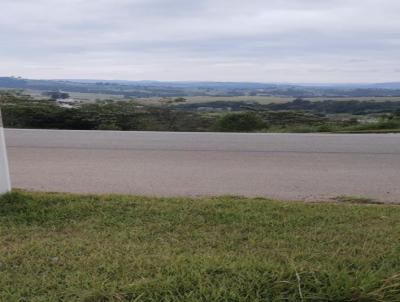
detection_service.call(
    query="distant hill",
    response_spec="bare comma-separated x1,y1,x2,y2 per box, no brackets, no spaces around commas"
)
369,83,400,89
1,77,400,98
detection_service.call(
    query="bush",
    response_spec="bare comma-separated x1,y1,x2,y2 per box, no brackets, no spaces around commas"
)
216,112,266,132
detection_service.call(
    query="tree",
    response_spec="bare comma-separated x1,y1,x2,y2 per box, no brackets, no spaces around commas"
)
216,112,266,132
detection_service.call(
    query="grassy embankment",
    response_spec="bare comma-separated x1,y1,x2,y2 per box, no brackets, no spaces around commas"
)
1,191,399,301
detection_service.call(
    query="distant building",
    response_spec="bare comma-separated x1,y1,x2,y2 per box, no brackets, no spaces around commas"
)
197,107,232,112
56,98,79,108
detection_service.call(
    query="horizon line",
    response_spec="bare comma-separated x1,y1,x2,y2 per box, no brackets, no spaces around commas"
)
1,75,400,86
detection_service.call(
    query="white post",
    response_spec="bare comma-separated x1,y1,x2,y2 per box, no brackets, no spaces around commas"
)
0,109,11,194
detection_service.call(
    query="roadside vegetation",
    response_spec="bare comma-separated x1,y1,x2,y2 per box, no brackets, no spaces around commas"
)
0,191,399,301
1,91,400,133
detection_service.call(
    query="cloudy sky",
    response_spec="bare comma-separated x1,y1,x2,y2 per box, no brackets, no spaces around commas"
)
1,0,399,83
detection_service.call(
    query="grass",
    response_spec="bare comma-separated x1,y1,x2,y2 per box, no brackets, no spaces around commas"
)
0,191,400,301
336,129,400,134
266,120,400,134
334,196,384,205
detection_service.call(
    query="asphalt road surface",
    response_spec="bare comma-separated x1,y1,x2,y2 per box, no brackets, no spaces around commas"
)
4,129,400,202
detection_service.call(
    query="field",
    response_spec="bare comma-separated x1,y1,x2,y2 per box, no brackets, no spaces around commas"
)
1,191,400,301
19,90,126,103
137,96,295,105
140,96,400,106
67,92,126,102
14,89,400,105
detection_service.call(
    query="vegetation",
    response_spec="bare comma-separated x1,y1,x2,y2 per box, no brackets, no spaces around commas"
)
43,91,70,100
0,93,214,132
263,98,400,115
216,112,266,132
176,98,400,115
335,196,384,205
0,191,399,301
2,76,400,98
1,91,400,133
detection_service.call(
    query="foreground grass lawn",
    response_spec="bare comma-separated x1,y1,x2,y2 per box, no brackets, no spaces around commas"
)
0,191,399,301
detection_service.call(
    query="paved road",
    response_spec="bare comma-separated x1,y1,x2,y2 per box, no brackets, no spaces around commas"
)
4,129,400,202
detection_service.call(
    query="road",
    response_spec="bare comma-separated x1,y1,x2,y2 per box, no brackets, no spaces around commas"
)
4,129,400,202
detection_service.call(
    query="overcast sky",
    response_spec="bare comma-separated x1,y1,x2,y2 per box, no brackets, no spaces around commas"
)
1,0,399,83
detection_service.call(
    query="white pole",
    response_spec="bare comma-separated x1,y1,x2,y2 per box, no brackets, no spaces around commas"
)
0,109,11,194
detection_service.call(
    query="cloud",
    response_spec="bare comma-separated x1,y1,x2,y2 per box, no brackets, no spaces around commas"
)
0,0,399,82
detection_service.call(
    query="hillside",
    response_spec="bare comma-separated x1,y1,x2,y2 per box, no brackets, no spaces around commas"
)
2,77,400,98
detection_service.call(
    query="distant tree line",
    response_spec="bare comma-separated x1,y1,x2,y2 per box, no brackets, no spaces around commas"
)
43,91,70,100
176,98,400,115
2,76,400,98
263,98,400,115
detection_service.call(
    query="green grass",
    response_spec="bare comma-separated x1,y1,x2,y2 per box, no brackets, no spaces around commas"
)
1,191,400,301
334,196,384,205
336,129,400,134
266,120,400,134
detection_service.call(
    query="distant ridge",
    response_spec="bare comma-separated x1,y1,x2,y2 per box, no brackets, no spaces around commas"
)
1,76,400,98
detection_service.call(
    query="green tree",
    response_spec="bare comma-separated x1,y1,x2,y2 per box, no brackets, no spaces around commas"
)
216,112,266,132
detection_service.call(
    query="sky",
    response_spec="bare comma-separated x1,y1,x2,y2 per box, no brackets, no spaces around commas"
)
1,0,399,83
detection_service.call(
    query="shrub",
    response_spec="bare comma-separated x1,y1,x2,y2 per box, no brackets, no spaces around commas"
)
216,112,266,132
